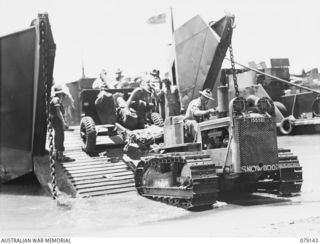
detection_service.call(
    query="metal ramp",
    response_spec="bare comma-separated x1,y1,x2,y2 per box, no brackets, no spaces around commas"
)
60,155,135,197
37,126,136,198
63,127,135,197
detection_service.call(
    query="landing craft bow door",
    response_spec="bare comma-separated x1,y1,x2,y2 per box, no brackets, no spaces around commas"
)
0,14,55,183
0,27,38,182
173,14,234,110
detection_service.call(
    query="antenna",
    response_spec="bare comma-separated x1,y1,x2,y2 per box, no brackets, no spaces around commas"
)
81,58,86,79
170,6,175,34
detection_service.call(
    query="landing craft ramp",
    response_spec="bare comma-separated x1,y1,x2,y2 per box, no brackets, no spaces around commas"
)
174,14,234,110
34,127,135,197
0,13,55,183
54,128,135,197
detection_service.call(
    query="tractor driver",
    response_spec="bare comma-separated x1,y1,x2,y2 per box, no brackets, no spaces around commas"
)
183,88,217,141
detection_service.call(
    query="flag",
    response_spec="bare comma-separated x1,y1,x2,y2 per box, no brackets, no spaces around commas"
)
146,13,166,24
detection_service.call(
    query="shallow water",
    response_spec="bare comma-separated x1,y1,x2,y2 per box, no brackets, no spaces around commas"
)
0,134,320,237
0,173,189,236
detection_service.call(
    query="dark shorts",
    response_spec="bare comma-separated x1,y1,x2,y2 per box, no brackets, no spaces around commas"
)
52,121,64,151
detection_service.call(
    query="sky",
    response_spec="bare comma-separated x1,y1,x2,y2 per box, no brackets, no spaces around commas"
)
1,0,320,83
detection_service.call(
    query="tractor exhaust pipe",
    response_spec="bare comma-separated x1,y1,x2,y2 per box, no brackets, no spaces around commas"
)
217,85,229,117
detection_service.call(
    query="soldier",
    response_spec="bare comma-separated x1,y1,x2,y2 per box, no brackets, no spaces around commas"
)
60,87,74,126
150,69,160,82
50,85,74,162
125,81,155,129
95,88,117,125
157,78,181,118
92,69,115,89
115,68,124,82
183,88,217,141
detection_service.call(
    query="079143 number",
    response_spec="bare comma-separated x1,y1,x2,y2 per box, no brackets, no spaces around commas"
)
300,238,318,243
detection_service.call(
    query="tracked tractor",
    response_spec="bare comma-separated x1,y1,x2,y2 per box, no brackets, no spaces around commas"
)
134,14,303,209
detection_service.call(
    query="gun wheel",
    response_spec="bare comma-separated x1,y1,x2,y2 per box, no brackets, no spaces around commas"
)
80,116,96,153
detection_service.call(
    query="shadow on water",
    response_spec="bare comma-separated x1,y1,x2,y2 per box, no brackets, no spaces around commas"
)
0,172,46,196
154,192,291,214
218,192,291,206
292,125,320,135
277,124,320,136
189,205,214,212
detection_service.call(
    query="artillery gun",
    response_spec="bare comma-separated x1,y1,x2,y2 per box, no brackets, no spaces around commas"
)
80,86,164,153
134,14,303,209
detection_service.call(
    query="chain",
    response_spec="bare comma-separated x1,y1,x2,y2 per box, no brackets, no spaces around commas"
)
39,15,57,200
229,43,240,98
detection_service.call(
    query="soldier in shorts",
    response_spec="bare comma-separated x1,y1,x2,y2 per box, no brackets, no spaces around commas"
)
50,85,75,162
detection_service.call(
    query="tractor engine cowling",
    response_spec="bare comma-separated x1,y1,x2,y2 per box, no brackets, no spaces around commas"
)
229,97,279,173
234,115,279,172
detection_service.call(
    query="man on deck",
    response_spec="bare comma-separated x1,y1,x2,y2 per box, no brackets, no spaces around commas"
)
115,68,124,83
125,81,155,129
157,78,181,118
92,69,115,89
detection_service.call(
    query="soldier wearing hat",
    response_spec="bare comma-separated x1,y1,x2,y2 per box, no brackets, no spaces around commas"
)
150,69,160,78
150,69,161,86
49,85,74,162
183,88,217,141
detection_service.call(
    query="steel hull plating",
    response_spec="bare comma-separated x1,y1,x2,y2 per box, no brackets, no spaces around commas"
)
0,27,38,182
0,14,55,183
